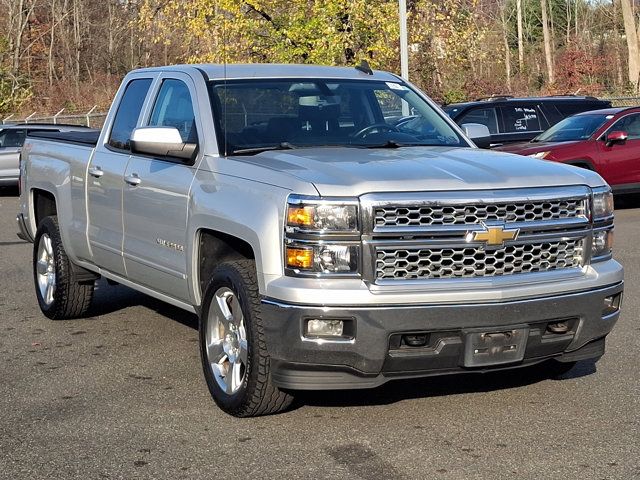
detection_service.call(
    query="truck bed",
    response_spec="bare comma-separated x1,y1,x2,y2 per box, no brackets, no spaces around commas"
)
28,130,100,147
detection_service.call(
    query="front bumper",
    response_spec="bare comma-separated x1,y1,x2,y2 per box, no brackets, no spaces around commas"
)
261,282,623,390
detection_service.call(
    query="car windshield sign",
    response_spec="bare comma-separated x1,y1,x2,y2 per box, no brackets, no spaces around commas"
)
534,114,610,143
208,79,466,155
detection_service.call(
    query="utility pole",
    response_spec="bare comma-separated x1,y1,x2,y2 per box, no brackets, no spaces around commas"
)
399,0,409,81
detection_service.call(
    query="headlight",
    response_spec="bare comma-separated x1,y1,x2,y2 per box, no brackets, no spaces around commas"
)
528,151,551,159
286,244,359,274
285,195,361,277
592,187,614,220
287,200,358,232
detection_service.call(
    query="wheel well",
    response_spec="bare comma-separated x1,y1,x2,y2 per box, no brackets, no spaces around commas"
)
198,230,255,296
33,189,57,226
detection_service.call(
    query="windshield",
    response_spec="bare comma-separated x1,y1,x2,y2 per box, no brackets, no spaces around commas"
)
534,114,611,142
208,79,466,155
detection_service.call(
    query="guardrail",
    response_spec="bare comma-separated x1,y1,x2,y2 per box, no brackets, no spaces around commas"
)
2,97,640,129
2,107,107,128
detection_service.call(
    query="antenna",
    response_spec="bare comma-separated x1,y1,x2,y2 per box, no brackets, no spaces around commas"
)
355,60,373,75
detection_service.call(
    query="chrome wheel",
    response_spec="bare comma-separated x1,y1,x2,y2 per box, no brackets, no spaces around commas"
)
36,233,56,306
205,287,248,394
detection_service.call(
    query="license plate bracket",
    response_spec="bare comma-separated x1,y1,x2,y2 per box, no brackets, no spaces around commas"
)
463,326,529,367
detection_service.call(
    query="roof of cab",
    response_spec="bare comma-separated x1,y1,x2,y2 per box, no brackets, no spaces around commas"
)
133,63,402,82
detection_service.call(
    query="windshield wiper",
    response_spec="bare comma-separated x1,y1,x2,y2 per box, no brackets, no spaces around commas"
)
364,140,443,149
231,142,297,156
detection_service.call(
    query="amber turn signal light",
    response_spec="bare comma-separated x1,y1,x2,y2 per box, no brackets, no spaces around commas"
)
286,247,314,269
287,206,315,227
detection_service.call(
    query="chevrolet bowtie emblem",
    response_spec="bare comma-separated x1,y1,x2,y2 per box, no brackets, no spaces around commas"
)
466,223,519,247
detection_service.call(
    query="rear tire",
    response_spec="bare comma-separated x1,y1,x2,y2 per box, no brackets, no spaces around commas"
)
33,216,95,319
199,259,294,417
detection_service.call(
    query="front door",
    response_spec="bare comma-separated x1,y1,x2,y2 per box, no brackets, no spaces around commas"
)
596,112,640,187
122,76,200,301
87,77,153,275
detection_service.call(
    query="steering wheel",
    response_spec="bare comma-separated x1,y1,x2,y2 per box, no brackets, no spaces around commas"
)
352,123,400,139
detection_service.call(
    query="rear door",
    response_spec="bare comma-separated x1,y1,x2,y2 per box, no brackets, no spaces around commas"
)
87,76,153,275
122,73,201,301
595,112,640,187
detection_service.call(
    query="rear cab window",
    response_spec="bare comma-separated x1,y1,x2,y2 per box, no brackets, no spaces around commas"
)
108,78,153,150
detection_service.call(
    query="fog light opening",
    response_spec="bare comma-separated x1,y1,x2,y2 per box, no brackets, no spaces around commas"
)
546,321,570,334
305,319,344,339
402,334,428,347
603,293,622,316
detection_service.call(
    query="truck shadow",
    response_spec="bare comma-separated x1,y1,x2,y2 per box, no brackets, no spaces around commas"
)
294,360,597,409
89,279,199,330
0,186,19,197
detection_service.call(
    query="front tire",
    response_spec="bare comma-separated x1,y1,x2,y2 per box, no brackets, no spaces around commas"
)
199,260,293,417
33,216,94,319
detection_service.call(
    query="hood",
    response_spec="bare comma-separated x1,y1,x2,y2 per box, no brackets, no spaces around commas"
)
231,146,605,196
495,140,582,155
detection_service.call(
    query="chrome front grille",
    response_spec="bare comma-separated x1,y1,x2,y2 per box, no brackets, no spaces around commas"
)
361,187,593,285
375,239,585,280
374,199,587,228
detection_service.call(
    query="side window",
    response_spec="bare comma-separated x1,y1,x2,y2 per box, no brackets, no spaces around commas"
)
0,129,26,147
501,105,541,133
609,113,640,140
108,78,153,150
458,108,498,134
148,79,197,143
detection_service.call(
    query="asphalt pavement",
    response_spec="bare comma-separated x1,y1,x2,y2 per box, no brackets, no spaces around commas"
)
0,187,638,480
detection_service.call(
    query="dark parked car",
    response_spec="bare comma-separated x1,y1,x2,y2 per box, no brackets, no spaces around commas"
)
443,96,612,147
496,107,640,194
0,123,89,186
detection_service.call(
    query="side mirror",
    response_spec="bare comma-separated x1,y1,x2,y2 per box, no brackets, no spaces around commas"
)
461,123,492,149
605,130,628,147
130,126,197,161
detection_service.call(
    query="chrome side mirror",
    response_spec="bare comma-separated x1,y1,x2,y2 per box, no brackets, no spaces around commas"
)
461,123,492,149
130,127,197,161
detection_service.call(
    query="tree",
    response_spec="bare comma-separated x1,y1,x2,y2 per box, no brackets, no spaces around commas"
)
541,0,554,85
620,0,640,91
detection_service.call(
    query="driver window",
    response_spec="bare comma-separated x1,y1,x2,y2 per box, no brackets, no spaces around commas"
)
610,114,640,140
149,79,198,143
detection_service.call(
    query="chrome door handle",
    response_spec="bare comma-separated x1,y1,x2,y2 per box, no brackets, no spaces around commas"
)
88,166,104,178
124,174,141,186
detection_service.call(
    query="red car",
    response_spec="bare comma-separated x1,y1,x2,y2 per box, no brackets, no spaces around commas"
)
496,107,640,193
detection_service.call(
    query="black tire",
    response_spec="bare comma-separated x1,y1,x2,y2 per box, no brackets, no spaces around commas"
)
199,259,294,417
33,216,95,319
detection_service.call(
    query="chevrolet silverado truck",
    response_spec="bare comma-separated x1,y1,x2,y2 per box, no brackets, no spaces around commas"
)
17,64,624,417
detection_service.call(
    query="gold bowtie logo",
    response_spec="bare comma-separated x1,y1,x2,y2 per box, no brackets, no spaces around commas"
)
467,223,519,247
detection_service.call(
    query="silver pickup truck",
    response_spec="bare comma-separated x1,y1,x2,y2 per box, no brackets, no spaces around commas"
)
17,64,624,417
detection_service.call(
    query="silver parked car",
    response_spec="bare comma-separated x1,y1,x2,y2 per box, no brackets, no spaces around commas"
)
0,124,89,186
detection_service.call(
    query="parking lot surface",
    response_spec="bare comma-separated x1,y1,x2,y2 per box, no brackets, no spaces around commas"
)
0,188,638,480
